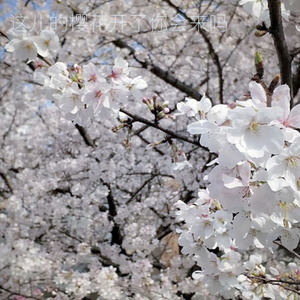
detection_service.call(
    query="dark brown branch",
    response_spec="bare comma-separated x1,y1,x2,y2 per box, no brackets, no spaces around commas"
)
247,274,300,286
48,186,73,197
100,180,123,246
273,240,300,259
90,246,121,270
293,61,300,99
0,30,8,40
267,0,293,104
1,109,17,148
291,47,300,59
120,108,207,149
126,174,159,204
247,275,300,295
163,0,224,104
112,39,203,100
75,124,95,147
108,190,123,246
0,171,13,194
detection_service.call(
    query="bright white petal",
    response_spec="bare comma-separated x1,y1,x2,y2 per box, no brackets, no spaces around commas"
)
207,104,229,125
260,126,284,154
187,120,217,135
218,143,244,168
280,229,300,252
198,94,212,113
272,85,290,117
249,81,267,104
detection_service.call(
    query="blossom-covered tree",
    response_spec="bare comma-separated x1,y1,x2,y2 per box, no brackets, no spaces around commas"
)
0,0,300,299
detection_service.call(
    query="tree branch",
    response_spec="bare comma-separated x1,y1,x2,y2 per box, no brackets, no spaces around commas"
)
120,108,207,149
247,275,300,295
126,174,159,204
267,0,293,104
273,240,300,260
293,61,300,99
75,124,95,147
100,180,123,246
163,0,224,104
0,171,13,194
112,39,203,100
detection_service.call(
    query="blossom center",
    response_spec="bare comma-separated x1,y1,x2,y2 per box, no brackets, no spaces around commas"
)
196,237,205,248
88,74,97,82
250,121,260,132
72,93,79,101
26,43,33,51
111,71,119,79
286,156,299,168
282,119,290,127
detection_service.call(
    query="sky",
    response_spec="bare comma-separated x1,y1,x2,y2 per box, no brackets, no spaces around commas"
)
0,0,53,24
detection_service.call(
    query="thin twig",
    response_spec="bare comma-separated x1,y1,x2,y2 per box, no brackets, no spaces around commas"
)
163,0,224,104
120,108,208,150
273,240,300,260
0,171,13,194
247,275,300,295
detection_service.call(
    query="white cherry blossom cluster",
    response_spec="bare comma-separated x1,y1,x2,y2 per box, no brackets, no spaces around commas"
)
239,0,290,22
5,28,59,61
3,12,300,298
239,0,300,33
175,82,300,299
54,266,121,299
5,29,147,126
35,58,147,125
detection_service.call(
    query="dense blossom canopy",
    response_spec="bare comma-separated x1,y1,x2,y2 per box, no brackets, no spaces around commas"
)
0,0,300,299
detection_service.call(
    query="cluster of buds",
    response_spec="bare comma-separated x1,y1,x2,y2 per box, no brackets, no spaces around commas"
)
112,118,133,150
252,52,282,106
67,63,83,85
146,135,172,149
142,94,170,124
111,118,132,133
146,135,191,170
171,142,188,163
255,22,269,37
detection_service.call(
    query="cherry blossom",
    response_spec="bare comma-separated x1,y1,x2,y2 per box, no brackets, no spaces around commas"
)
58,82,84,113
83,62,105,86
123,76,148,100
5,37,37,61
266,137,300,193
5,29,59,61
239,0,268,18
227,106,284,158
1,1,300,299
33,29,59,57
83,82,111,114
108,57,130,84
